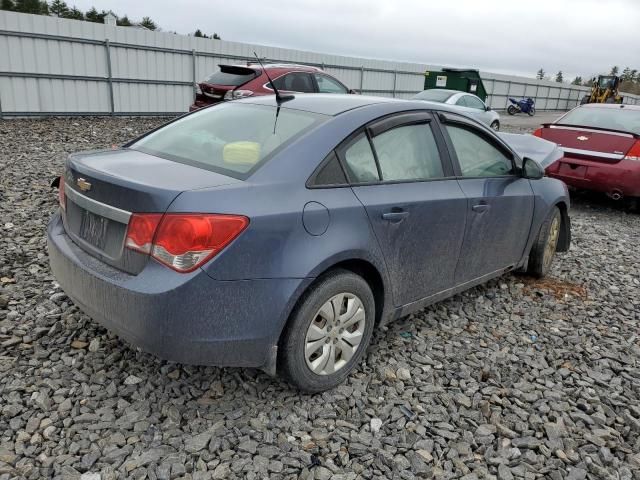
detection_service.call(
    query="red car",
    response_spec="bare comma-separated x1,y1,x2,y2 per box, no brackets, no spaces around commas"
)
535,104,640,205
190,63,354,111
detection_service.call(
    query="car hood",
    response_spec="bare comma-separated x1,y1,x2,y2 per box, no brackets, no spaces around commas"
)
498,133,563,168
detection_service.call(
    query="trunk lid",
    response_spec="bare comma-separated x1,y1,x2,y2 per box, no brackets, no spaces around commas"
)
62,148,240,274
538,124,637,163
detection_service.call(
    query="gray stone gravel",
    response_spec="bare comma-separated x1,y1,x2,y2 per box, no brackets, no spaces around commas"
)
1,116,639,479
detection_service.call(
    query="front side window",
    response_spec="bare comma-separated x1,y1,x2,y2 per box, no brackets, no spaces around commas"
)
464,95,486,110
371,124,444,181
445,125,513,177
131,103,326,178
413,90,455,103
342,133,379,183
315,74,348,94
271,72,315,93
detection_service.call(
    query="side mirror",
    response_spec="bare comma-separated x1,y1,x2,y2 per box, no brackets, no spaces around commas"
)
522,157,544,180
348,89,359,95
485,105,492,111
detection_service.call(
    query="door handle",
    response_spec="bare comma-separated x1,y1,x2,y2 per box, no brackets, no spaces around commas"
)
382,211,409,223
472,204,489,213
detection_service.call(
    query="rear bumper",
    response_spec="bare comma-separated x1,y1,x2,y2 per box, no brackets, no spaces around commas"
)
47,213,309,368
546,157,640,197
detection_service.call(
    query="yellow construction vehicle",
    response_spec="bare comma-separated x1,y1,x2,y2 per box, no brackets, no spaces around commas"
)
581,75,623,104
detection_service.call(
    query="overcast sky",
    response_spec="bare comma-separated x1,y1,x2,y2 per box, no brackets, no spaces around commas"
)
70,0,639,80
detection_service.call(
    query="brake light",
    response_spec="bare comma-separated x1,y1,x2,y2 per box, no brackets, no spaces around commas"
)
532,128,543,138
624,140,640,162
125,213,249,273
58,176,66,211
125,214,163,254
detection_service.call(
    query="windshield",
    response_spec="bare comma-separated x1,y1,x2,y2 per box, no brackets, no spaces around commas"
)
131,103,327,178
413,90,455,103
558,107,640,135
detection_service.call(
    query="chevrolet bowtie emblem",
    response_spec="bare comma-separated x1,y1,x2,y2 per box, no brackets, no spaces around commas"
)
76,177,92,192
576,136,589,141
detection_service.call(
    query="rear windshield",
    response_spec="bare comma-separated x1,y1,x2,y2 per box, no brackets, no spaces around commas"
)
558,107,640,135
131,103,327,179
204,68,256,86
413,90,455,103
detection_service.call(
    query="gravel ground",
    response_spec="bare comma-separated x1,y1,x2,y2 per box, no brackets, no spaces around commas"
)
1,117,639,480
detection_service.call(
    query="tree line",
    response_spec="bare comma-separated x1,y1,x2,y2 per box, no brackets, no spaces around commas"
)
0,0,221,38
536,66,640,94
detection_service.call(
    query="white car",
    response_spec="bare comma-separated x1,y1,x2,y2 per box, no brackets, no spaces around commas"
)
413,89,501,130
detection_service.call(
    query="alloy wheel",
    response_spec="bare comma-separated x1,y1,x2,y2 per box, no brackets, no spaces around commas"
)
543,215,560,271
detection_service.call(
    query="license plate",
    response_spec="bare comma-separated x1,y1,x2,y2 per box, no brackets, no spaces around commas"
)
79,210,109,249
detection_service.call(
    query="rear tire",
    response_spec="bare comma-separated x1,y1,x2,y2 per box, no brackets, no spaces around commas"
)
490,120,500,131
527,207,561,278
580,96,590,105
624,197,639,213
278,270,376,393
507,105,517,115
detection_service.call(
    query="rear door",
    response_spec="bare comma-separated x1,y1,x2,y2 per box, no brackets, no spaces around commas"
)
437,113,534,283
338,112,468,306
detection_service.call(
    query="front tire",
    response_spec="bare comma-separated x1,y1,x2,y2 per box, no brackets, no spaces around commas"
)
527,207,561,278
490,120,500,131
278,270,376,392
527,106,536,116
507,105,517,115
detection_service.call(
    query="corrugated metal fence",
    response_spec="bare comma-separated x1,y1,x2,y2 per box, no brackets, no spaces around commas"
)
1,10,638,117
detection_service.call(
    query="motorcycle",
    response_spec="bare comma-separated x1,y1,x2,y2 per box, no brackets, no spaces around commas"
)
507,97,535,116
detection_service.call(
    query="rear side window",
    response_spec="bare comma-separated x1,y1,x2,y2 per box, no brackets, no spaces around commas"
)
342,133,380,183
272,73,315,93
131,103,326,179
204,67,256,86
315,74,348,94
445,125,513,177
311,152,348,186
372,124,444,181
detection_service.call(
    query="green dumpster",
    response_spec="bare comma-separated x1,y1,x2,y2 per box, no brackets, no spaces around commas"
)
423,68,488,102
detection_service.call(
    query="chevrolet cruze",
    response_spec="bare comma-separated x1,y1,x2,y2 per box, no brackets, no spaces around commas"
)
48,94,571,392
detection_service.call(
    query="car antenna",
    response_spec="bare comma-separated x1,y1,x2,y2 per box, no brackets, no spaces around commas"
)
253,52,294,104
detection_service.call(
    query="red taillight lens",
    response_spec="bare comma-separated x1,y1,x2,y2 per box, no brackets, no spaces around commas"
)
532,128,543,137
125,213,163,254
58,176,66,211
624,140,640,162
125,213,249,273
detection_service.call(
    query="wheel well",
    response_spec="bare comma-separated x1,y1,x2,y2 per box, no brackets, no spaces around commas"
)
555,201,570,252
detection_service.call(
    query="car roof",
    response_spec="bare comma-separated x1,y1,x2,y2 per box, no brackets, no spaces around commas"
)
577,103,640,111
238,93,476,117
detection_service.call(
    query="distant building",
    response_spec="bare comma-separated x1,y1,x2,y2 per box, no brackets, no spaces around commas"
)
103,11,117,26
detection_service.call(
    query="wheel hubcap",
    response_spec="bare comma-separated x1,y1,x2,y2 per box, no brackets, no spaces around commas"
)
304,293,366,375
543,215,560,270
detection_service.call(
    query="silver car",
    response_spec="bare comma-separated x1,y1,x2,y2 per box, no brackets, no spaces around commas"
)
413,89,501,130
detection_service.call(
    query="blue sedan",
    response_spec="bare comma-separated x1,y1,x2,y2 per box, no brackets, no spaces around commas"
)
48,94,571,392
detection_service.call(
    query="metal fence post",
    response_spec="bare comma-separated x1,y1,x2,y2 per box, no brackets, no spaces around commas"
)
488,79,495,108
192,49,197,100
360,66,364,94
392,70,397,98
556,87,561,110
104,39,115,115
504,81,511,110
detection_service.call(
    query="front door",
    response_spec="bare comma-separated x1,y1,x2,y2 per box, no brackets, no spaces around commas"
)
438,114,535,283
337,112,468,307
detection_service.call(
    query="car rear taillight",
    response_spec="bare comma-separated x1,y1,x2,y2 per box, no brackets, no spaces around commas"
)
224,89,254,100
532,128,543,137
125,213,163,254
58,176,66,211
624,140,640,161
195,83,203,95
125,213,249,273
